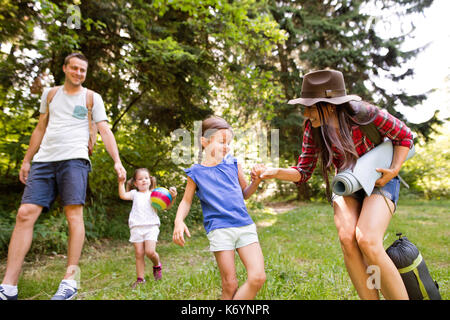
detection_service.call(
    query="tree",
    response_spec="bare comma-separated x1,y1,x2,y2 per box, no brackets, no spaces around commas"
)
0,0,286,198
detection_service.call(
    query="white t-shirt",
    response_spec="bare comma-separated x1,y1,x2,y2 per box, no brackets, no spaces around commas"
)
128,190,161,228
33,87,108,162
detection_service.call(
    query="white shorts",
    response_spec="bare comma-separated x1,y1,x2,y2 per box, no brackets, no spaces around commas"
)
129,225,160,243
206,223,259,252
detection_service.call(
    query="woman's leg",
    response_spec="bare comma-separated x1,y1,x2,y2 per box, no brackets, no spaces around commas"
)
214,250,239,300
133,242,145,280
233,242,266,300
333,196,379,299
356,194,408,300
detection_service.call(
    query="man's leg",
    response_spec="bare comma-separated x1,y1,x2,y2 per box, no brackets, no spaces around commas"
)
56,159,90,281
50,204,84,301
2,204,43,286
63,204,85,280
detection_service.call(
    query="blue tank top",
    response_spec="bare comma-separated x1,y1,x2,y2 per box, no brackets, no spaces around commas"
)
184,155,253,233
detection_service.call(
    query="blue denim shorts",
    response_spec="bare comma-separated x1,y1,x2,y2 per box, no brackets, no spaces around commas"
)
21,159,91,212
350,176,401,210
332,176,401,212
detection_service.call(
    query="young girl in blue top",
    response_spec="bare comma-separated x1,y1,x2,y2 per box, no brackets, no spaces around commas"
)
173,116,267,300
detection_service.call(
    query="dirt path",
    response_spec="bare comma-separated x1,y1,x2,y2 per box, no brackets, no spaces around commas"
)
264,201,299,214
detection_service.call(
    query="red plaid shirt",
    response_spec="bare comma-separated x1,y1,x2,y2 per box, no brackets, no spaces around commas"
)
292,108,414,183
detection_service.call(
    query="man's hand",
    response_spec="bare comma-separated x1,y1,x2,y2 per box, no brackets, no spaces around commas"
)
19,161,31,185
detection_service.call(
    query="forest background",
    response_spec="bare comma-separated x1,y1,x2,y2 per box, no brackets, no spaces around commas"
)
0,0,448,258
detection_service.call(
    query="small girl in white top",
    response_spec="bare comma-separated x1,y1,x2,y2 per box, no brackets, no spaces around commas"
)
119,168,177,288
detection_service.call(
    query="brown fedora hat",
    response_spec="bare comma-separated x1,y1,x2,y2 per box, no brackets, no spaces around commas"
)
288,69,361,106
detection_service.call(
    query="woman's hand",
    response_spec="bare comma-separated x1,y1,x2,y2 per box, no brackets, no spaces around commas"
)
375,167,398,187
375,145,409,187
259,167,280,180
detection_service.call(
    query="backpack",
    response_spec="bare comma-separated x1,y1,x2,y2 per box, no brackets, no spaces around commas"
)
348,100,383,146
44,86,98,156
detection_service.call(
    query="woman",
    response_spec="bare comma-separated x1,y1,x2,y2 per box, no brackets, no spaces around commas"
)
254,69,413,300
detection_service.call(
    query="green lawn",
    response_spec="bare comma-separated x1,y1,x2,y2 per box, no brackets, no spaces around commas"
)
2,199,448,300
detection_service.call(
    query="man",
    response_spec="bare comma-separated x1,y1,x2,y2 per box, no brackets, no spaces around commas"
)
0,53,126,300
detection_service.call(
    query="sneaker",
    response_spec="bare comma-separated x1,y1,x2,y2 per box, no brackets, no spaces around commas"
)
0,285,18,300
131,278,146,289
153,264,162,281
51,281,77,300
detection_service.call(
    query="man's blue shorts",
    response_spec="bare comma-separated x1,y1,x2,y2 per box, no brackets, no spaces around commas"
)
21,159,91,212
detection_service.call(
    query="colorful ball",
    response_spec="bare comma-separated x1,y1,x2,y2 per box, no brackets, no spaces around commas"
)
151,187,173,210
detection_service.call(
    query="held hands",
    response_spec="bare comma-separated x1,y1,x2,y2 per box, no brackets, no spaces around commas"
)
118,173,127,184
114,162,127,182
250,164,266,182
173,221,191,247
251,164,279,181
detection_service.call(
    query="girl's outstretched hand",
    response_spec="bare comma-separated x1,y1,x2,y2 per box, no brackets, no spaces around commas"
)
169,187,178,198
118,174,126,184
251,164,266,181
173,221,191,247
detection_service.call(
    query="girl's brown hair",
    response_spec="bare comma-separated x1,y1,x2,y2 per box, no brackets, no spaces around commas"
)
126,168,157,192
198,116,232,163
310,102,362,202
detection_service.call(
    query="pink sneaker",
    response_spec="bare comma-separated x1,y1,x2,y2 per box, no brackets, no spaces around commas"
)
153,264,162,281
131,277,146,289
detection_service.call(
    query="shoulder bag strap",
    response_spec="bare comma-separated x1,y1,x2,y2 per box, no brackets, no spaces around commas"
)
86,89,97,155
44,86,61,127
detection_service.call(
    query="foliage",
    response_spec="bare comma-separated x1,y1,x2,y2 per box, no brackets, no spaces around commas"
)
0,0,447,250
400,123,450,199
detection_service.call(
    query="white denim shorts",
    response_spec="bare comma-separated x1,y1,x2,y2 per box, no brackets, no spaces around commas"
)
129,225,160,243
206,223,259,252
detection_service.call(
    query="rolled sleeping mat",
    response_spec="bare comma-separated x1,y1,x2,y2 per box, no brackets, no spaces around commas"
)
386,234,442,300
331,140,415,196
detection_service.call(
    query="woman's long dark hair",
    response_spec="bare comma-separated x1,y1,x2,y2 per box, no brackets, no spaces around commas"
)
310,102,361,202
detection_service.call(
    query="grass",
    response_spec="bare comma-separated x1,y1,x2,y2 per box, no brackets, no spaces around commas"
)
1,199,448,300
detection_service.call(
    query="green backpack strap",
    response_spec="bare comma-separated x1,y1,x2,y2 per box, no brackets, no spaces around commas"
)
360,122,382,146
